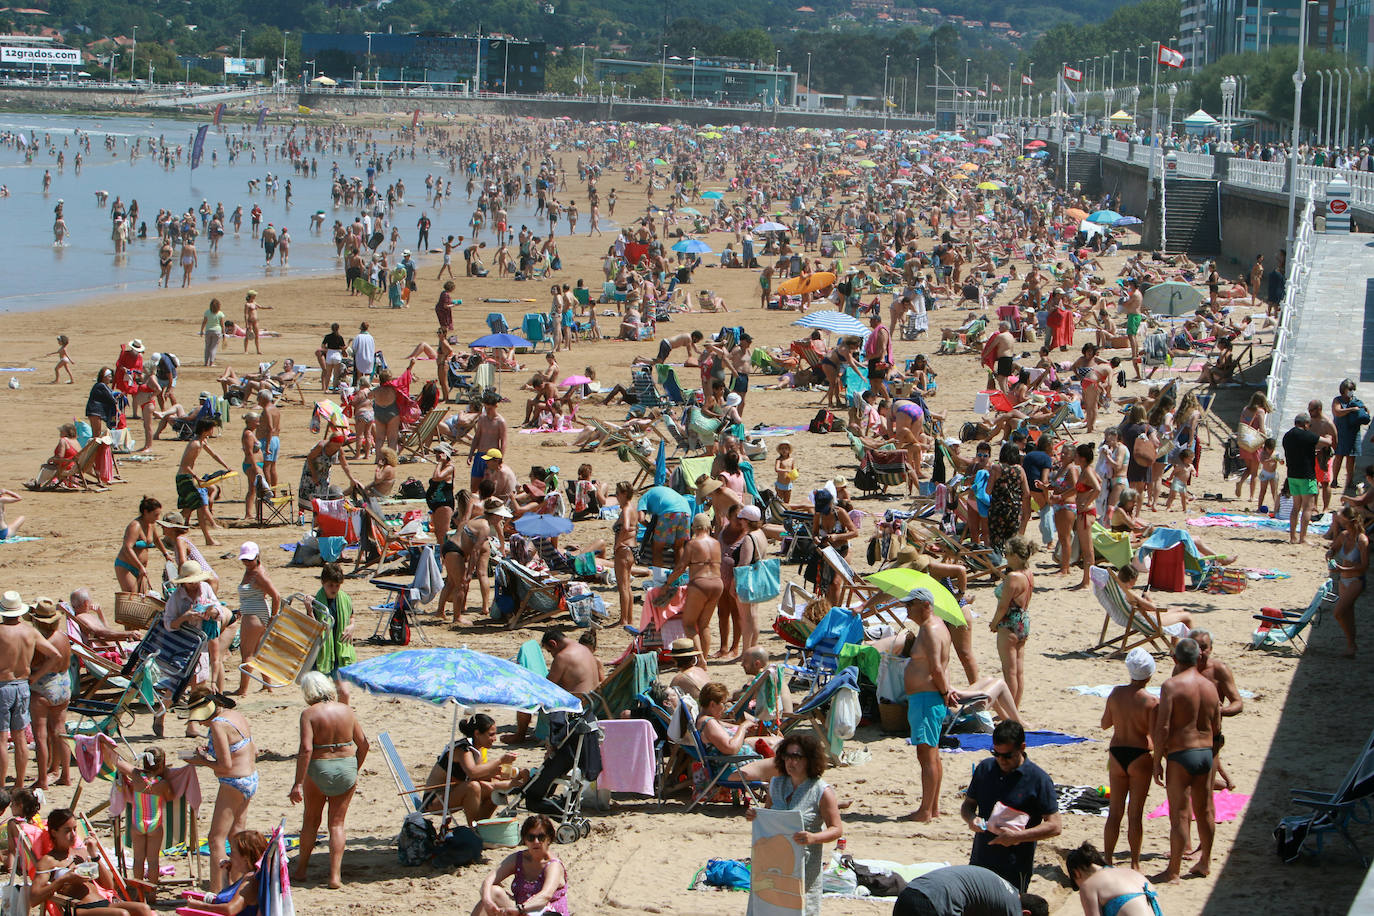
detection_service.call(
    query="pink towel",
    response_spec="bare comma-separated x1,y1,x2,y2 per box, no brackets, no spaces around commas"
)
1147,789,1250,823
110,764,203,812
596,719,656,796
74,733,113,782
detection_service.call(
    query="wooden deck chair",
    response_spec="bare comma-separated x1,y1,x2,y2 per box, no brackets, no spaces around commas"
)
352,507,424,576
70,439,113,492
254,478,295,527
273,366,308,404
817,545,883,610
917,525,1006,582
625,446,678,491
122,622,208,709
398,406,450,460
790,341,825,375
474,361,498,393
683,406,722,451
630,365,667,411
377,731,426,814
496,559,570,630
1089,565,1172,655
110,788,201,887
1039,403,1079,442
579,417,633,453
237,593,329,688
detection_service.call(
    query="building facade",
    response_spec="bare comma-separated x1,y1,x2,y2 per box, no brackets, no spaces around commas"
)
1183,0,1372,69
592,57,796,105
300,33,544,91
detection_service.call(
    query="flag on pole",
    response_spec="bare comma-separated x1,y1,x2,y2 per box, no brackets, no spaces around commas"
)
1022,74,1034,86
256,107,268,129
991,83,1002,92
976,89,987,98
1158,45,1185,68
190,124,208,170
213,103,225,127
412,108,421,129
1063,66,1083,82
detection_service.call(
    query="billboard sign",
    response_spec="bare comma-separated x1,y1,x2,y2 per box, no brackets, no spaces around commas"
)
1,46,81,65
223,57,265,75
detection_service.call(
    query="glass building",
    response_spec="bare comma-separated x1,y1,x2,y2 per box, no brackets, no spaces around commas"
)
300,33,544,91
592,57,796,105
1183,0,1371,68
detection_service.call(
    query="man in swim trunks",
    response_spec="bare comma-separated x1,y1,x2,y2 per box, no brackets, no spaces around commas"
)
1152,638,1221,884
1307,399,1339,512
1102,648,1159,870
177,418,231,547
1122,279,1144,380
467,391,509,492
1189,629,1243,791
0,592,59,788
901,588,953,824
654,330,704,366
986,324,1017,393
256,390,282,488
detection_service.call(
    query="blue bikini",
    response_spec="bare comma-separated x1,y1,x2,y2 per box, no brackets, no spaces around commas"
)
207,716,259,799
1102,883,1162,916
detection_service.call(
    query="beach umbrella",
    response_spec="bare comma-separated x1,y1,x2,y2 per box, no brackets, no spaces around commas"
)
754,220,789,233
890,178,914,186
1025,140,1047,149
1029,150,1049,160
559,375,593,388
976,181,1005,191
792,309,866,335
470,333,532,349
676,207,703,216
857,159,878,168
1111,215,1143,227
1088,210,1124,224
654,440,667,487
701,191,724,199
514,514,576,538
1142,281,1204,316
339,648,582,819
671,239,713,254
959,163,980,171
864,568,966,626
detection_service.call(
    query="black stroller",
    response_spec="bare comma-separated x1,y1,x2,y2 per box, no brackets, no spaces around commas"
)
495,709,603,844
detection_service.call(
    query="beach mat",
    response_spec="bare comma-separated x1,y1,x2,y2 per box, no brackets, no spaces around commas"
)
1148,789,1250,823
0,537,40,545
942,730,1090,753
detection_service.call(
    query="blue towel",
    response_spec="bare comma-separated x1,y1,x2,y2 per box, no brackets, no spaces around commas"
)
942,730,1091,753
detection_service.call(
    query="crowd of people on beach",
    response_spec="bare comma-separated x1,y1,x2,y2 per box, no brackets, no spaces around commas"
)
4,110,1368,916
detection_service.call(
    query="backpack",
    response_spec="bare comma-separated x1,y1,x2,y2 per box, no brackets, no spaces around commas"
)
1221,436,1244,479
854,464,880,495
397,813,436,866
432,826,483,868
808,409,834,434
399,478,427,500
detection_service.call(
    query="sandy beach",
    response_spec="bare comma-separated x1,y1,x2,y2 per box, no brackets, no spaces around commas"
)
0,127,1366,916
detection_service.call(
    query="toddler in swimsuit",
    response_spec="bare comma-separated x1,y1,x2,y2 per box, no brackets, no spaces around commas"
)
1161,449,1195,512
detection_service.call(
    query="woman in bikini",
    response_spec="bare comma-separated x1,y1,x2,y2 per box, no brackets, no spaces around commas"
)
116,496,173,594
29,601,71,790
612,482,641,626
1071,343,1108,434
186,830,267,916
988,535,1036,707
372,368,404,452
1067,842,1160,916
1326,506,1369,657
30,808,155,916
671,514,724,662
1050,449,1081,577
886,397,927,493
188,706,258,893
442,495,510,625
1234,391,1270,504
290,672,369,888
1070,443,1102,590
818,338,862,409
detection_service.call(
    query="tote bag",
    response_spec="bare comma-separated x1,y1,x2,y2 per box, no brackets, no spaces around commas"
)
734,558,782,604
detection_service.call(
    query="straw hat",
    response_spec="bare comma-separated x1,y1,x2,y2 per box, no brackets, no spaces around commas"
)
157,511,190,530
695,477,723,499
171,561,213,585
0,592,29,619
669,638,700,660
483,497,513,519
127,339,145,353
29,598,60,626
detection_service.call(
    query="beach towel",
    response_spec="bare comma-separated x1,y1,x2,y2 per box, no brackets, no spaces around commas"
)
943,730,1090,753
1068,685,1255,699
1148,789,1250,823
596,719,656,796
0,537,40,545
1188,512,1331,535
1057,785,1111,817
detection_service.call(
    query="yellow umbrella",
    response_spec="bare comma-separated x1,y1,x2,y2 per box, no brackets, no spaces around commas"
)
864,568,966,626
976,181,1002,191
959,162,980,171
857,159,878,168
832,168,854,176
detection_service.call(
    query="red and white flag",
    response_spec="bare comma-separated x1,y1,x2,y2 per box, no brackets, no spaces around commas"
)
1158,45,1185,68
976,89,987,98
1022,74,1034,86
991,83,1002,92
1063,66,1082,82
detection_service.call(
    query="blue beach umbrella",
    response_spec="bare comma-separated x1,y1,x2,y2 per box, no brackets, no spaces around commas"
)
793,310,869,336
514,513,576,538
1111,215,1143,227
700,191,724,199
1088,209,1124,224
470,333,532,349
671,239,714,254
339,648,583,817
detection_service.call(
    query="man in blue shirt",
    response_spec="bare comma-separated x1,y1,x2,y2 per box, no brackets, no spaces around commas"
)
961,721,1062,892
893,865,1048,916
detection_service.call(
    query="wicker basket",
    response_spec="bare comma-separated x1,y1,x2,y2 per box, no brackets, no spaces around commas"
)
878,702,910,736
114,591,165,628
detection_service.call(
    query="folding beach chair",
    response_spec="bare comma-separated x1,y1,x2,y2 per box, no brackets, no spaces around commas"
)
522,313,552,351
352,506,425,576
654,363,696,405
784,605,865,693
674,689,767,812
1088,565,1176,655
817,545,883,610
624,446,678,491
1250,580,1336,654
577,417,633,453
683,406,721,451
237,593,330,689
587,652,659,720
397,406,450,460
778,667,862,761
1277,726,1374,866
495,559,570,630
254,478,295,527
486,313,509,334
629,365,667,412
910,524,1006,582
121,621,208,710
378,731,426,813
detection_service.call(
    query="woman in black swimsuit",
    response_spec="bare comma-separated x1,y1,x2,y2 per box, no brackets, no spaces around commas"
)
426,444,457,550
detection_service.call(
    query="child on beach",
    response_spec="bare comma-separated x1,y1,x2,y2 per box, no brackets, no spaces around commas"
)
1163,449,1196,512
774,442,797,504
1257,438,1282,513
109,747,175,885
5,788,41,874
46,335,75,384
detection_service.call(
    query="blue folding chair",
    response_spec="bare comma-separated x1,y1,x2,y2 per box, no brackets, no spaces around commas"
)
486,312,509,334
1277,726,1374,865
522,313,551,351
674,689,767,812
785,606,865,692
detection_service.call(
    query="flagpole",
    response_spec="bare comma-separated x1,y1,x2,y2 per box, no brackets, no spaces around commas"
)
1147,42,1160,188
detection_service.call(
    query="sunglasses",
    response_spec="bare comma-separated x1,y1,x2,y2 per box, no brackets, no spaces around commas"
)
990,749,1020,760
780,751,806,760
524,833,549,842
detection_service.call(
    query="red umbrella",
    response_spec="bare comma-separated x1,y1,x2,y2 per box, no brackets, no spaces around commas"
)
1025,140,1047,149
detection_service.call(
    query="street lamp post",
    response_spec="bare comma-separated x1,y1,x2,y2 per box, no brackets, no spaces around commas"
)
239,30,245,60
659,44,665,100
774,49,781,107
1287,1,1318,244
503,39,509,94
690,47,696,101
1237,14,1246,55
366,32,373,89
130,26,137,82
883,54,890,129
914,58,920,115
1267,11,1278,50
1167,82,1178,142
805,51,811,109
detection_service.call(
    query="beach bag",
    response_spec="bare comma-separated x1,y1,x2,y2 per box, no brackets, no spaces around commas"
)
397,813,436,866
399,478,426,500
808,409,835,434
1275,814,1319,862
830,685,861,740
1237,425,1265,452
704,858,751,890
1222,437,1244,479
1132,435,1157,468
1148,543,1187,592
432,826,483,868
1206,567,1248,594
290,537,322,567
734,558,782,604
1,858,29,916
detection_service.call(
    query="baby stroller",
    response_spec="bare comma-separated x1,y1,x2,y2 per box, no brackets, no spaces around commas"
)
495,709,602,844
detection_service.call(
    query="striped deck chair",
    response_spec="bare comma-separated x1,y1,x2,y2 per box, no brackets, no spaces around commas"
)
624,446,678,491
495,559,570,630
377,731,425,814
397,407,450,460
630,365,667,411
121,622,208,709
654,363,695,405
237,593,329,688
683,407,721,451
1089,565,1174,655
578,417,632,453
